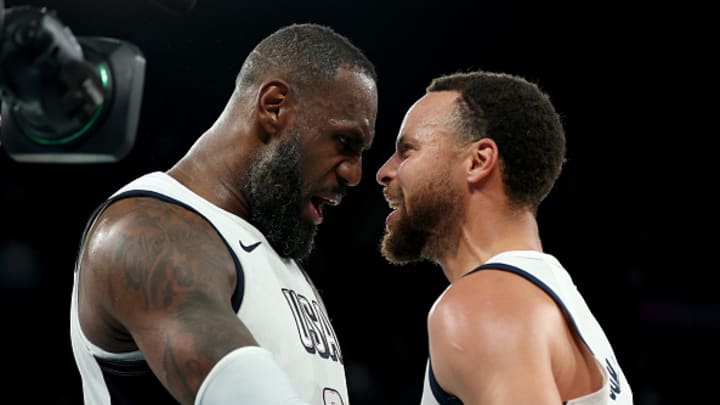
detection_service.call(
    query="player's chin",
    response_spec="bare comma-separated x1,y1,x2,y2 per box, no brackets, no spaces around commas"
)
380,232,417,265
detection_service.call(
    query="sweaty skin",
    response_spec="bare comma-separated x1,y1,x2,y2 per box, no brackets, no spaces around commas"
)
377,90,605,405
76,68,377,404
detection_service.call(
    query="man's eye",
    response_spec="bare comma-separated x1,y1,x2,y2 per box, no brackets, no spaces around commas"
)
337,134,360,154
398,144,411,159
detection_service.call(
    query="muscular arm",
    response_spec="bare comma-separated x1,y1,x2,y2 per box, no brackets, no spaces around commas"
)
78,197,256,404
427,270,573,405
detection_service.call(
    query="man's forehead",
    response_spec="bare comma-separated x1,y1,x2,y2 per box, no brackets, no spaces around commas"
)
400,91,457,131
409,91,459,120
393,91,461,150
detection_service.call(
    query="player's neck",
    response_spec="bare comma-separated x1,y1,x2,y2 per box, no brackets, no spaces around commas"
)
167,136,253,219
438,209,542,282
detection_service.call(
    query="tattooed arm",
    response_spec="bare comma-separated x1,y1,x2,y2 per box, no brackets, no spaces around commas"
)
77,196,255,405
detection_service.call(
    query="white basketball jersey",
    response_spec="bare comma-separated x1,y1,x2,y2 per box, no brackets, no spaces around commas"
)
420,250,633,405
70,171,349,404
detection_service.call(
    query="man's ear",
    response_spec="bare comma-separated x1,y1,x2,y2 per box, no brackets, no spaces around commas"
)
257,80,292,138
467,138,499,184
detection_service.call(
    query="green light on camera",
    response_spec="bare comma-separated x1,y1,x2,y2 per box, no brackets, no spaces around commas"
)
99,64,109,88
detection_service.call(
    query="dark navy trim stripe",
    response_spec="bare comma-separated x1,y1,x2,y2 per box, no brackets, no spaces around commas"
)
75,189,247,403
100,189,245,312
428,359,463,404
465,262,591,353
74,198,113,274
95,356,179,404
427,261,590,404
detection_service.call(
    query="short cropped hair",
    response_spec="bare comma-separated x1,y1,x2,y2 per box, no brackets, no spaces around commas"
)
428,71,566,210
237,23,377,94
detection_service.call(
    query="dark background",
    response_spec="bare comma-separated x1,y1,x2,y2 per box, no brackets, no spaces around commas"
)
0,0,715,404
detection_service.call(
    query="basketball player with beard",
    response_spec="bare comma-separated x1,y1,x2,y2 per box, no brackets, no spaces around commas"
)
70,24,377,405
376,71,633,405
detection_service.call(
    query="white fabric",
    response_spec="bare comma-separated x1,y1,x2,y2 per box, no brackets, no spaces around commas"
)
195,346,309,405
420,250,633,405
71,171,349,404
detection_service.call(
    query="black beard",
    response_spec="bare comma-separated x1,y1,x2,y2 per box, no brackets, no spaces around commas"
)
380,173,461,265
243,133,316,260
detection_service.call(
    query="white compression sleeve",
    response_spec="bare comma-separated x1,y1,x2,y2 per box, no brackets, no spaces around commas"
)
194,346,310,405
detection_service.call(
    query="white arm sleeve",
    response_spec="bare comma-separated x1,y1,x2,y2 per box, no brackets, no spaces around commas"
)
194,346,310,405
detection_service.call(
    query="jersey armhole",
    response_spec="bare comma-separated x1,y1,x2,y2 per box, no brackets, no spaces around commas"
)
78,189,246,311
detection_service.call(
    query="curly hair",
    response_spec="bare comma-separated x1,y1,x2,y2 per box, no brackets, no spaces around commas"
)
427,71,566,211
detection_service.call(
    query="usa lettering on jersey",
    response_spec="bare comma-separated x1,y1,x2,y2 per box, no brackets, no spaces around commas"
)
282,288,343,363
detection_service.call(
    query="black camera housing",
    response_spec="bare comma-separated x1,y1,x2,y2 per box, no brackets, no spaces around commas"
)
0,7,145,163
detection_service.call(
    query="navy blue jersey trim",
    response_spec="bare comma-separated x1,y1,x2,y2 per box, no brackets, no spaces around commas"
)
74,198,112,274
80,190,245,312
466,262,591,353
428,357,568,405
426,262,591,404
428,359,463,404
95,356,179,404
113,190,245,312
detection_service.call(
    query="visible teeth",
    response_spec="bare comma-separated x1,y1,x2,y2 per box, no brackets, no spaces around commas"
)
317,195,341,206
383,188,399,209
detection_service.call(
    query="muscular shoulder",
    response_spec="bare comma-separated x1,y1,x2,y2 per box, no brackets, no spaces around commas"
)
429,269,563,344
83,197,233,271
79,196,237,329
90,196,212,241
427,269,568,391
